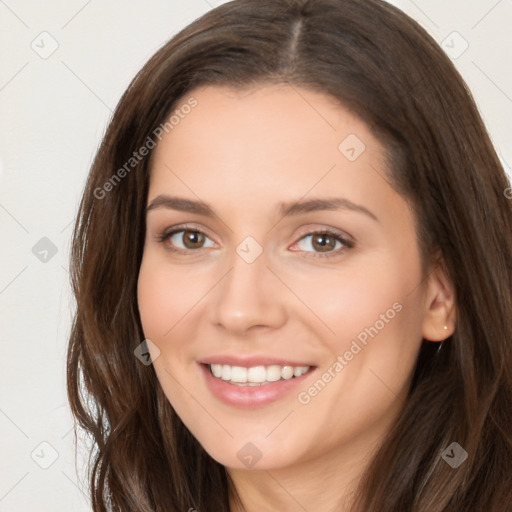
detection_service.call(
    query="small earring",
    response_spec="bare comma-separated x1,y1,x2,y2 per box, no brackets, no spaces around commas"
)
436,327,449,357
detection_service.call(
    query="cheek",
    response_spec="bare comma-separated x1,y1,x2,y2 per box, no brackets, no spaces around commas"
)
285,251,425,415
137,254,203,341
286,253,418,349
136,256,199,409
303,253,424,402
288,265,423,444
137,264,169,340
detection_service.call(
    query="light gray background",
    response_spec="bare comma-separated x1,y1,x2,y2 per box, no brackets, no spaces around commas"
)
1,1,511,510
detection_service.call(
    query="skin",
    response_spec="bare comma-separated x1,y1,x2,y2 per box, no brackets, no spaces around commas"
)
137,83,456,511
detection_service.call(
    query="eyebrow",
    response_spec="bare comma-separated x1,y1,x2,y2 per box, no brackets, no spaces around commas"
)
145,194,379,222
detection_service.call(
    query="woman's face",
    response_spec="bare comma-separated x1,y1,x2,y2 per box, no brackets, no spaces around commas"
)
137,83,435,472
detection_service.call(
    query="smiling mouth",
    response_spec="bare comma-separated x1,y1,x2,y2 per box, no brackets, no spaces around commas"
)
205,363,315,386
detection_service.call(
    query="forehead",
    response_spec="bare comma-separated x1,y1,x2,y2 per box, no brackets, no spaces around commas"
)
167,83,370,156
149,83,389,203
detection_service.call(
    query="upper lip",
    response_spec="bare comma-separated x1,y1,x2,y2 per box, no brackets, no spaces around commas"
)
198,355,315,368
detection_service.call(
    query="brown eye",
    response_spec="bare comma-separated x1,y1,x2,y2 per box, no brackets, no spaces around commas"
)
311,233,337,252
292,230,354,259
181,230,206,249
158,228,215,252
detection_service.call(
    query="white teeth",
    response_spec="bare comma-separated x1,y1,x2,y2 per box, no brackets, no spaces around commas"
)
247,366,266,382
211,364,223,378
266,365,282,382
294,366,307,377
281,366,294,379
230,366,247,383
208,364,311,385
221,365,231,381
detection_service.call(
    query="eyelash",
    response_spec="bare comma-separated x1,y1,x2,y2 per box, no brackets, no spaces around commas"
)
155,224,355,259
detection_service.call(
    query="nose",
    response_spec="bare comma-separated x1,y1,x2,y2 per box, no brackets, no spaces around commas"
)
209,246,288,336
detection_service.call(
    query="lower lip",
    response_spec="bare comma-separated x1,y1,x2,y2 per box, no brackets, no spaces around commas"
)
199,363,316,409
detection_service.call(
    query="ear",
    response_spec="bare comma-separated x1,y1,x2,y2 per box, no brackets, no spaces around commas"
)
421,255,456,342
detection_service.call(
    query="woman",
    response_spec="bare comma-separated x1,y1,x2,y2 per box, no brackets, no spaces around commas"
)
67,0,512,510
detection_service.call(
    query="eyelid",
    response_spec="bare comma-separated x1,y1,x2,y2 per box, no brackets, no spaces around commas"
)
155,223,218,246
292,225,356,245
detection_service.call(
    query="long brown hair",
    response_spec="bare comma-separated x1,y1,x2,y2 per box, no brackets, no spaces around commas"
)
67,0,512,510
